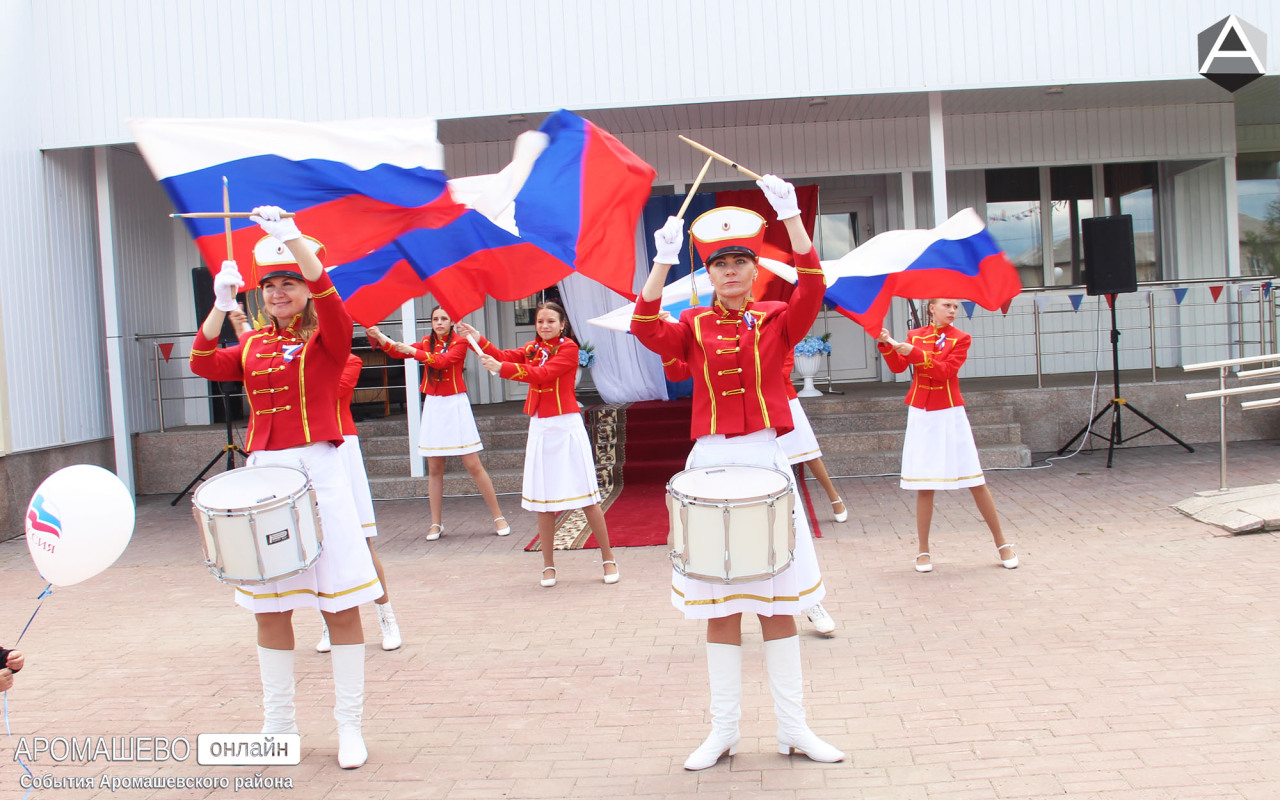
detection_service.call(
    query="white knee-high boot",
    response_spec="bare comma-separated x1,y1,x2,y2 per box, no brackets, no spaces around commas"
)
330,643,367,769
257,646,298,735
684,643,742,771
764,635,844,763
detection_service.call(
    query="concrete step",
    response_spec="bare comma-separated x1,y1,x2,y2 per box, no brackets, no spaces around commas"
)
817,443,1032,478
353,411,531,438
811,422,1025,453
804,403,1016,433
363,448,527,476
368,468,525,500
358,428,529,456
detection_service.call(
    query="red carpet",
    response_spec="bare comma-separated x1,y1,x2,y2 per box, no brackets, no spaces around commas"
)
526,399,692,551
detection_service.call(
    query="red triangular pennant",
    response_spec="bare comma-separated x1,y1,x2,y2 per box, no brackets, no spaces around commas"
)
158,342,175,362
1209,285,1224,302
1000,299,1012,315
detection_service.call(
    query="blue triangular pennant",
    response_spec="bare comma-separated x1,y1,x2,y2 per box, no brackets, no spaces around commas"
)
1069,294,1084,311
961,301,976,319
1265,282,1272,299
1173,287,1189,305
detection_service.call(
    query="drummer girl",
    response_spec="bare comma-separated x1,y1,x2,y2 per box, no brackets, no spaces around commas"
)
876,298,1018,573
454,306,619,588
631,177,844,770
366,307,511,540
189,207,380,770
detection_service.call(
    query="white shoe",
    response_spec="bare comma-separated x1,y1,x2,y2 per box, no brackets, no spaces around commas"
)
540,566,557,588
684,643,741,771
426,523,444,541
765,636,845,764
831,497,848,523
377,603,402,651
915,552,933,573
998,543,1019,569
316,622,331,653
330,644,367,769
805,604,836,636
494,516,511,536
257,646,298,735
602,560,620,585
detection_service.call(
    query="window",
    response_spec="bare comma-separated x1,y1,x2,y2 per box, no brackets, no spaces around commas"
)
1238,153,1280,277
985,168,1044,288
1103,162,1161,282
513,286,563,327
815,212,858,260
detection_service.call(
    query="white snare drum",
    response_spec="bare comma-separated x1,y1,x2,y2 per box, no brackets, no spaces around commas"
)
666,464,795,584
192,465,324,585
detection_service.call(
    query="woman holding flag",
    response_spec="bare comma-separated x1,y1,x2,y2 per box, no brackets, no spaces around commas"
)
454,303,619,588
877,298,1018,573
189,206,380,770
630,175,844,770
367,307,511,541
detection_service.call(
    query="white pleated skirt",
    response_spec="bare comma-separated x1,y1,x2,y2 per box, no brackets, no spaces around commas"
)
340,434,378,538
671,429,825,620
900,405,986,491
418,392,484,456
521,412,602,512
778,397,822,464
236,443,383,613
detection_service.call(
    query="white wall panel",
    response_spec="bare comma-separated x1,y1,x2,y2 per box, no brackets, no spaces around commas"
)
31,0,1280,149
1173,159,1229,280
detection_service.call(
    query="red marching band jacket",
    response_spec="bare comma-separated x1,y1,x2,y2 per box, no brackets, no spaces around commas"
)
631,247,825,439
478,335,580,418
337,354,362,437
375,332,469,397
878,324,970,410
189,273,351,452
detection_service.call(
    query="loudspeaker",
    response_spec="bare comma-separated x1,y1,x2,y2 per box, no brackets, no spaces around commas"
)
1082,215,1137,296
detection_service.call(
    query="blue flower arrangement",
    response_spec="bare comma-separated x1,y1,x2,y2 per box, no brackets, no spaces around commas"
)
794,333,832,357
578,341,596,368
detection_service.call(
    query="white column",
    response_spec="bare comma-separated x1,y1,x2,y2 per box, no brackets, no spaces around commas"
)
927,92,948,227
900,171,916,229
1224,156,1241,278
1039,166,1054,286
94,147,135,494
399,299,423,477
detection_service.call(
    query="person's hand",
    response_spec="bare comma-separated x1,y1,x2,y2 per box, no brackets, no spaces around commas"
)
453,321,480,340
0,670,12,693
756,174,800,221
5,650,22,673
478,354,500,374
653,216,684,265
364,326,384,347
876,328,892,344
249,206,301,242
894,341,913,356
393,342,416,356
228,305,251,333
212,260,243,312
658,309,675,322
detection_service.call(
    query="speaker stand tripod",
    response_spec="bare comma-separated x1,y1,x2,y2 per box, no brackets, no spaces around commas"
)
1057,295,1194,468
171,381,247,505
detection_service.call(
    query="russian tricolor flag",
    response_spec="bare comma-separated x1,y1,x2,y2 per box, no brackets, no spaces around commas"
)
822,208,1022,335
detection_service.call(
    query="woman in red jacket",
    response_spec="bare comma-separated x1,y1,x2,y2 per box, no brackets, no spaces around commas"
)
368,306,510,541
455,304,619,588
877,297,1017,573
189,206,378,769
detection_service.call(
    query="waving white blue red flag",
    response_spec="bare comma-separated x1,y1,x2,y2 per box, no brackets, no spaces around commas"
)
131,111,655,326
822,208,1021,334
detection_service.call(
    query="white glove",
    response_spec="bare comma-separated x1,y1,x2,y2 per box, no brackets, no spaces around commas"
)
212,260,244,312
757,174,800,221
250,205,301,242
653,216,685,265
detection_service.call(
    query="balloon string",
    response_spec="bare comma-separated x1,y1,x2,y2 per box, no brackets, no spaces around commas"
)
3,584,49,800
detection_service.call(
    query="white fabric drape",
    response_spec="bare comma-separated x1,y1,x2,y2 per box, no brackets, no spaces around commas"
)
557,224,667,403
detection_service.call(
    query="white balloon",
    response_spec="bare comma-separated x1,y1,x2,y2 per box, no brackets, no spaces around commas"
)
25,465,135,586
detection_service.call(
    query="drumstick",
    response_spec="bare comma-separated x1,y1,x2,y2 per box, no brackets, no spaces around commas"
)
676,156,714,220
169,212,298,219
678,135,764,181
222,176,233,260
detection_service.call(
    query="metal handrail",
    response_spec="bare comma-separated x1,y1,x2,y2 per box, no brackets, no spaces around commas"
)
1182,352,1280,491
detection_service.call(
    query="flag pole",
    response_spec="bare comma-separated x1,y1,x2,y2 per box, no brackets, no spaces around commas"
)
170,211,297,219
676,156,715,220
678,135,764,181
221,176,233,260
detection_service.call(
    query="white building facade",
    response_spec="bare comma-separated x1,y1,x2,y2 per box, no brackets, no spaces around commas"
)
0,0,1276,505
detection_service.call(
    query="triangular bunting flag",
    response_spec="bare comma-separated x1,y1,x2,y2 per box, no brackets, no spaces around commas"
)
158,342,175,362
1069,294,1084,311
1173,287,1188,305
1000,299,1012,315
1034,295,1051,312
1265,282,1273,299
1209,285,1224,302
1105,294,1116,309
962,300,976,319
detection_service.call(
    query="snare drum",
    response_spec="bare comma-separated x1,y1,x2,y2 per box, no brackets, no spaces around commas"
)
666,464,795,584
192,465,324,585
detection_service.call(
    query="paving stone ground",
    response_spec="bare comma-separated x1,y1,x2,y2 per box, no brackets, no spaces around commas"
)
2,440,1278,799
